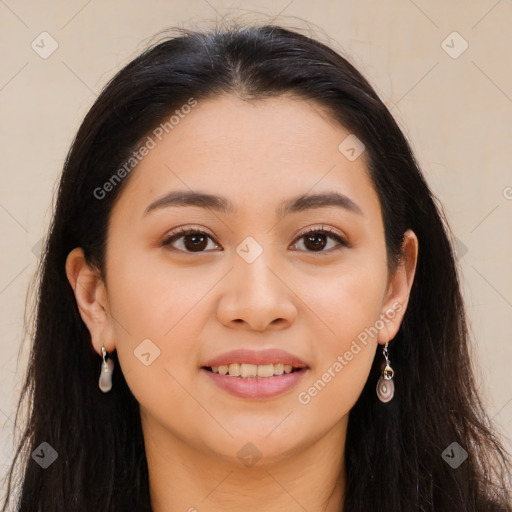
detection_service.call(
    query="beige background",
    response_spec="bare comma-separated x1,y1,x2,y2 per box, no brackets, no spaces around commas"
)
1,0,511,488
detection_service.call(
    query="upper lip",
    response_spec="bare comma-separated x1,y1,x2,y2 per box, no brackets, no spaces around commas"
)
202,348,309,369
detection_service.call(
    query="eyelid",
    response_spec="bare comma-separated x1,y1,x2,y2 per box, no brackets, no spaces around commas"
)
289,226,350,254
294,224,349,245
161,224,350,252
161,225,219,247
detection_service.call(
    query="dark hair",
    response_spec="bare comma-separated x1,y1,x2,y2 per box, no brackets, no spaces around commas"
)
2,21,511,512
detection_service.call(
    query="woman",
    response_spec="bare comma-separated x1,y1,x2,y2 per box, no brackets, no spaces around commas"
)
2,22,511,512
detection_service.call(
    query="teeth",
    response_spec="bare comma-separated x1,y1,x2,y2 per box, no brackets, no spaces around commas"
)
228,363,241,376
209,363,299,378
240,364,258,378
257,364,274,378
273,363,284,375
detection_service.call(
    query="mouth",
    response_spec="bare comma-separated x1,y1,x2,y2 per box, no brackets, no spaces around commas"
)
200,364,309,399
200,349,309,398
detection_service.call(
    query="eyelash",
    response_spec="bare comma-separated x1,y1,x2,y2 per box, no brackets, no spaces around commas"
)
161,225,349,254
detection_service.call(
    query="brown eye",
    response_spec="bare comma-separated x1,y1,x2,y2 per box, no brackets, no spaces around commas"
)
292,227,348,253
304,232,329,251
162,226,348,254
162,228,219,253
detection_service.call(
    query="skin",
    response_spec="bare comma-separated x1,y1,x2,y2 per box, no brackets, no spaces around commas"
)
66,93,418,512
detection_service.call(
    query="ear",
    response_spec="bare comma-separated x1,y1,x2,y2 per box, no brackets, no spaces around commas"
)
377,229,419,345
65,247,116,356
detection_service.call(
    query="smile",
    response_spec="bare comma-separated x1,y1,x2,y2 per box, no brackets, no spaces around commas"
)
205,362,301,378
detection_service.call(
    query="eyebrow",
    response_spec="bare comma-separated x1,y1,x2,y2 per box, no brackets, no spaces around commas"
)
143,190,364,217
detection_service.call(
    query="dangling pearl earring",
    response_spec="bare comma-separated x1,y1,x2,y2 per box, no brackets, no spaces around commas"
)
376,341,394,403
98,345,114,393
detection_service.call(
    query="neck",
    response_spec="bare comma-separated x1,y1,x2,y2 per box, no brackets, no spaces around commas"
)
144,414,347,512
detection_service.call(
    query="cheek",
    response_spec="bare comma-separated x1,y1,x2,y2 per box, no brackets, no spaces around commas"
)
104,247,217,411
106,244,220,341
292,257,386,409
300,254,388,346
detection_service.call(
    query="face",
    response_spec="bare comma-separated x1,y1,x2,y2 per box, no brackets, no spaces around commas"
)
67,93,417,467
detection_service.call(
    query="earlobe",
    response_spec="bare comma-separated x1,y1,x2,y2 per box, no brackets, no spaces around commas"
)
65,247,116,355
377,229,419,344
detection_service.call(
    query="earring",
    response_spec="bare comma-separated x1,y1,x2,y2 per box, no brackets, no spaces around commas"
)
376,341,394,403
98,345,114,393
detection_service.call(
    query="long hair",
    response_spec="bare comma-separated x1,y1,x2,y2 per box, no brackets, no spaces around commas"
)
2,21,511,512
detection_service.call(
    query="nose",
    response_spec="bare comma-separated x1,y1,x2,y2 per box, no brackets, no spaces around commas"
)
216,251,298,332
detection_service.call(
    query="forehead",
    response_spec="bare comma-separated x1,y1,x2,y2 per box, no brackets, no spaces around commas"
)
111,93,380,222
153,93,351,166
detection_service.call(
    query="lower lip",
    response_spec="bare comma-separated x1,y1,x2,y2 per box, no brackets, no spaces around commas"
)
201,368,309,399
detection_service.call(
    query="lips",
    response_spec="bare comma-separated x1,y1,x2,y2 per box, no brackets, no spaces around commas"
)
201,348,309,370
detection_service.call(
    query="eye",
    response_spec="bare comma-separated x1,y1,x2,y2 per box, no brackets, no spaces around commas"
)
162,227,220,253
291,225,349,254
161,225,349,254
